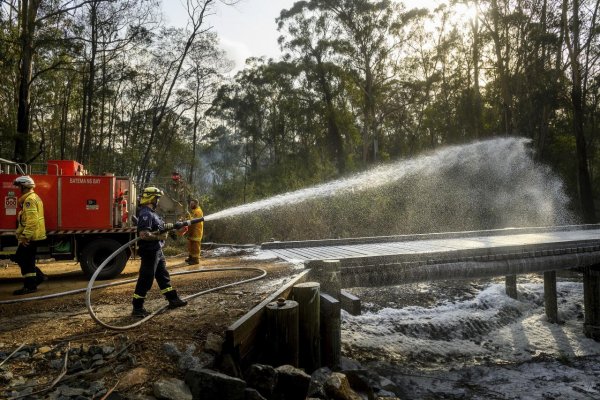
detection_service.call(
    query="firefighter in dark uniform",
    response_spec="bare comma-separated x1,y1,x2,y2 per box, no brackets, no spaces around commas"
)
132,186,187,317
12,176,47,295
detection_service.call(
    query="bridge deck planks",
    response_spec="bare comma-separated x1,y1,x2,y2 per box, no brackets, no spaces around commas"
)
265,227,600,264
270,248,310,261
338,245,380,257
281,247,324,260
310,247,351,259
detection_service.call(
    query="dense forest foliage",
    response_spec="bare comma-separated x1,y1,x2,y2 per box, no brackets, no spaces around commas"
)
1,0,599,222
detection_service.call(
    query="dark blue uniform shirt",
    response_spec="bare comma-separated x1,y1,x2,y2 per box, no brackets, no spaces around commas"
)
137,206,165,251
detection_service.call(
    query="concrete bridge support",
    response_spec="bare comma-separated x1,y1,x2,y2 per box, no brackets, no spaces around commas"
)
308,260,341,299
505,275,518,299
583,265,600,340
544,271,558,323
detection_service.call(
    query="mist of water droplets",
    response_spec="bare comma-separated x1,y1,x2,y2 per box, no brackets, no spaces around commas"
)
205,138,576,242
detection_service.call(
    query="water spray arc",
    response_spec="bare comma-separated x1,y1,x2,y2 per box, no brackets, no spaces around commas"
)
206,138,576,243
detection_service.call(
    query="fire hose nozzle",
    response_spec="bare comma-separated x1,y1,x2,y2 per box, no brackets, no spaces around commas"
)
160,217,204,233
174,217,204,229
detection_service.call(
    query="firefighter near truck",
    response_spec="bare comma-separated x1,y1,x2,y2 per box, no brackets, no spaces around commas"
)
1,158,137,280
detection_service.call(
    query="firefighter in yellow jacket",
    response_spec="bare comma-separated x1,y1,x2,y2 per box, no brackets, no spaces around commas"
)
185,198,204,265
12,176,47,295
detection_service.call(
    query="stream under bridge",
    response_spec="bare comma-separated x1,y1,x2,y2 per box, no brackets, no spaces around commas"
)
261,224,600,339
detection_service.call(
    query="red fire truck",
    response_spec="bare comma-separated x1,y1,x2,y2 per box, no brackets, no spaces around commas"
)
0,158,137,279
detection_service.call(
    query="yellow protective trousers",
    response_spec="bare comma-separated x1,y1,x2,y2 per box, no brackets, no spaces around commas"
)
187,240,201,258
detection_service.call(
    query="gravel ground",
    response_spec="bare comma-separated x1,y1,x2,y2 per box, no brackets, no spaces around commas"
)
2,252,600,399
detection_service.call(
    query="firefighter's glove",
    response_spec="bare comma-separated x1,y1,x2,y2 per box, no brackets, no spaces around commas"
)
163,223,174,231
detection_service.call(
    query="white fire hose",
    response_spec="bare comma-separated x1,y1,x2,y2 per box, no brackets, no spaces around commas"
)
1,218,267,331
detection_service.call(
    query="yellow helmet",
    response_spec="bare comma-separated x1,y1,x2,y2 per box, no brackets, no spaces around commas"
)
140,186,163,205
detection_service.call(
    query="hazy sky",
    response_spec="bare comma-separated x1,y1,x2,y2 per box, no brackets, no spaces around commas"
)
163,0,448,74
163,0,297,73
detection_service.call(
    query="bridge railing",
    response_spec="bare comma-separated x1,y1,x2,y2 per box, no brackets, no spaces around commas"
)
261,224,600,250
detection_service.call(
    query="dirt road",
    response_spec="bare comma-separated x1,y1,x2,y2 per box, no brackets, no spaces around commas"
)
0,249,298,397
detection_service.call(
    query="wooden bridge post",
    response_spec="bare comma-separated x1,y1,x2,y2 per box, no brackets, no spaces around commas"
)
583,265,600,340
307,259,341,299
505,275,518,299
340,289,361,315
544,271,558,323
292,282,321,372
266,299,299,367
320,293,341,369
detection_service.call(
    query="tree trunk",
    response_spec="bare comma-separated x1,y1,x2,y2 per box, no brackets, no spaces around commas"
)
565,0,597,222
366,66,377,162
315,57,345,173
490,0,513,135
471,0,482,139
190,73,201,184
14,0,41,163
138,0,214,186
76,2,98,165
572,73,596,222
98,46,107,171
83,2,98,166
59,77,73,159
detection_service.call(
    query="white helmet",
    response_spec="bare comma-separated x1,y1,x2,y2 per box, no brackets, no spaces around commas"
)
13,175,35,188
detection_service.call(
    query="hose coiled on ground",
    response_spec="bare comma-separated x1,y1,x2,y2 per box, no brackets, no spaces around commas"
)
1,220,267,331
85,235,266,330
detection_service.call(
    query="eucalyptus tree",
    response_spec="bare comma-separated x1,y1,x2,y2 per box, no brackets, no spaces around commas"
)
479,0,518,135
0,1,21,158
7,0,118,163
207,63,266,202
278,2,349,173
136,0,221,186
180,32,231,184
283,0,426,164
508,0,563,157
450,0,485,139
209,60,275,180
206,57,341,201
469,0,483,139
73,0,158,168
403,5,467,147
117,64,155,175
252,60,338,186
561,0,600,222
462,0,554,141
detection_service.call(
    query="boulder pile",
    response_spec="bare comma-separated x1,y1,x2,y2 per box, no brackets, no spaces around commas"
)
0,334,402,399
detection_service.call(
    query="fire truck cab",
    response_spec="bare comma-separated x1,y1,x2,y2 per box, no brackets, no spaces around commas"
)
0,158,137,279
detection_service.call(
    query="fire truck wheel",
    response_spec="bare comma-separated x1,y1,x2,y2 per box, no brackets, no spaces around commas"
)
81,238,129,280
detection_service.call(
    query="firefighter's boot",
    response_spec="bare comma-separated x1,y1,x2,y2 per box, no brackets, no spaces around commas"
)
165,290,188,309
186,257,200,266
35,267,48,285
131,297,150,318
13,276,37,295
13,286,37,295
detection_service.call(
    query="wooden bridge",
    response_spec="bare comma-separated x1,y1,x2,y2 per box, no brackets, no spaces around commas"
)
224,225,600,372
262,224,600,338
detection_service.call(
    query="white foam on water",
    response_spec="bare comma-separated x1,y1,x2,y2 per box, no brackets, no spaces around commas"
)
342,280,600,398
